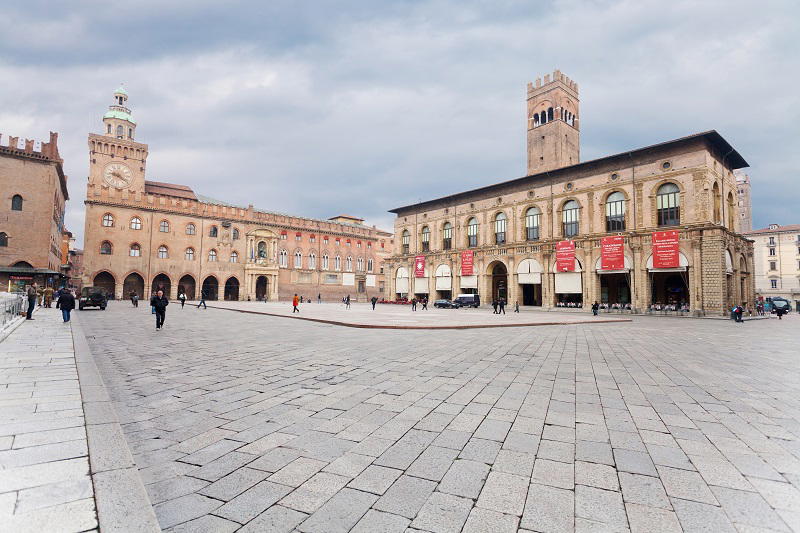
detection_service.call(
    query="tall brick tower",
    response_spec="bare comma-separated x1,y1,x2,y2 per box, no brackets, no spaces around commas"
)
526,70,580,175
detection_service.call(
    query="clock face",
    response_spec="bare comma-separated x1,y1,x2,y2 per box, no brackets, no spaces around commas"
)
103,163,133,189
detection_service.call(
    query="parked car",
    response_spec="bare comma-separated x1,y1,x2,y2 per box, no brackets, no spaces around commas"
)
433,299,461,309
453,294,481,308
769,297,791,314
79,287,108,310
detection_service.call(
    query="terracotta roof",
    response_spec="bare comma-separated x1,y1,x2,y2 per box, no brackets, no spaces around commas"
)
144,180,197,200
745,224,800,235
390,130,749,214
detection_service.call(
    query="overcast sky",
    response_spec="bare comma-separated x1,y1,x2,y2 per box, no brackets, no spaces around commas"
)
2,0,798,246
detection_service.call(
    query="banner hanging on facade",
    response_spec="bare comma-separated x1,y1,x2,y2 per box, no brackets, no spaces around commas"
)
600,236,625,271
555,240,575,272
414,256,426,278
652,231,680,268
461,250,474,276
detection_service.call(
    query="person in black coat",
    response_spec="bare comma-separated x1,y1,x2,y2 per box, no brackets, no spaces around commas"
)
150,290,169,330
57,290,76,322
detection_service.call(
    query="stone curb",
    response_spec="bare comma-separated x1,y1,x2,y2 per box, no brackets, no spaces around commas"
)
71,313,161,532
206,305,631,329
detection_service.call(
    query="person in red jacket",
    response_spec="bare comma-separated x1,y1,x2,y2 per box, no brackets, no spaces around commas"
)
292,294,300,313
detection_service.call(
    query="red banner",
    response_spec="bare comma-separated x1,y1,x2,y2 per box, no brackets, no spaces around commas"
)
555,240,575,272
461,250,474,276
414,256,426,278
652,231,680,268
600,236,625,271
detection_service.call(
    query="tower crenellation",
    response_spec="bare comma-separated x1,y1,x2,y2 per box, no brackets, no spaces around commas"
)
526,69,580,175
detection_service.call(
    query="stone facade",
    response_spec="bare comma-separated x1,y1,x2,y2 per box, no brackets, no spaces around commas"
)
0,131,69,291
744,224,800,311
385,71,755,316
82,89,393,302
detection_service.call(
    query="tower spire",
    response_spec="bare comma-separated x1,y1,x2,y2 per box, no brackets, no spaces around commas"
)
103,85,136,140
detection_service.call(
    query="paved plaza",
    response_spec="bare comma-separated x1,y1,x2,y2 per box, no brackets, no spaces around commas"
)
3,303,800,532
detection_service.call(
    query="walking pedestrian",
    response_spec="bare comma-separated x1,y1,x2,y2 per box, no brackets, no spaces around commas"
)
130,291,138,307
514,301,520,313
300,295,304,304
151,292,157,314
776,307,785,320
55,287,62,309
292,294,300,313
57,289,76,323
421,297,428,311
25,283,37,320
491,299,498,314
179,292,186,308
498,298,506,315
371,296,378,310
150,289,169,330
591,301,599,316
345,295,351,309
44,286,53,308
411,298,417,311
318,293,321,304
197,289,207,309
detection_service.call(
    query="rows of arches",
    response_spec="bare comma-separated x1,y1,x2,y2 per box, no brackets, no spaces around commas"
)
91,271,243,301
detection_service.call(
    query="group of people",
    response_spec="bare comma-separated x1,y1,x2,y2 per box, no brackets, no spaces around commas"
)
25,283,76,323
410,297,428,311
555,301,584,308
649,302,690,313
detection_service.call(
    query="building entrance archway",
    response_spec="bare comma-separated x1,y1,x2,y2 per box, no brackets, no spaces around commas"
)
488,261,508,301
178,275,196,300
202,276,219,300
122,273,145,299
255,275,269,301
224,277,240,301
152,274,171,296
93,272,116,298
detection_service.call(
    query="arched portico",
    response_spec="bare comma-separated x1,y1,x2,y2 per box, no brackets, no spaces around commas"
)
485,260,508,302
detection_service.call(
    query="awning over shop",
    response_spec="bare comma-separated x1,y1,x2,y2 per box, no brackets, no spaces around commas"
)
435,264,452,290
517,258,543,284
646,251,689,272
555,272,582,294
395,267,410,293
594,255,633,274
413,277,429,294
0,266,62,275
460,275,478,289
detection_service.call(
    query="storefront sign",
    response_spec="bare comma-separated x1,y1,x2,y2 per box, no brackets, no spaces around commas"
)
414,256,426,278
652,231,680,268
10,275,33,280
461,250,474,276
600,236,625,270
555,240,575,272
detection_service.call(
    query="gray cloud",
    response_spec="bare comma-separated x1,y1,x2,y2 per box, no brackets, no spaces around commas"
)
1,0,797,246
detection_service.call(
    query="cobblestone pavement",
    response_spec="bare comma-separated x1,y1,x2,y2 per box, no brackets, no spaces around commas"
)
80,302,800,532
0,308,97,532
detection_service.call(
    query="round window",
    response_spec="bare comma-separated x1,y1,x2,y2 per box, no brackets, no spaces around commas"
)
662,161,671,170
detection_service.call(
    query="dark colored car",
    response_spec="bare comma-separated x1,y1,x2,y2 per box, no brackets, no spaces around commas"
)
770,297,791,313
453,294,481,308
79,286,108,310
433,299,461,309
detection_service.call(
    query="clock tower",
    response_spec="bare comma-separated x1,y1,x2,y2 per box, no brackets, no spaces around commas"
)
88,86,148,193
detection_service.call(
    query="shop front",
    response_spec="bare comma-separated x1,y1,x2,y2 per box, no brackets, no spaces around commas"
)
516,258,543,306
435,264,453,300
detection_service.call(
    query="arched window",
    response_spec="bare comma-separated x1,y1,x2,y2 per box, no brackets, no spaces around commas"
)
294,251,302,268
128,128,133,139
100,241,113,255
232,228,240,240
467,217,479,247
129,244,141,257
0,232,7,247
335,255,341,271
346,256,353,272
442,222,453,250
102,213,114,227
322,254,329,270
230,251,238,263
186,223,196,235
157,246,168,259
605,192,626,231
525,207,541,241
185,248,194,261
421,226,430,252
11,195,23,211
401,230,410,254
562,200,579,237
107,124,112,134
727,192,735,229
367,258,374,272
712,182,721,224
130,217,142,230
309,253,316,269
357,257,364,271
547,107,554,121
257,241,267,258
494,213,507,244
159,220,170,233
540,111,546,125
208,249,218,262
209,225,218,238
278,250,287,267
657,183,680,226
116,125,123,138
